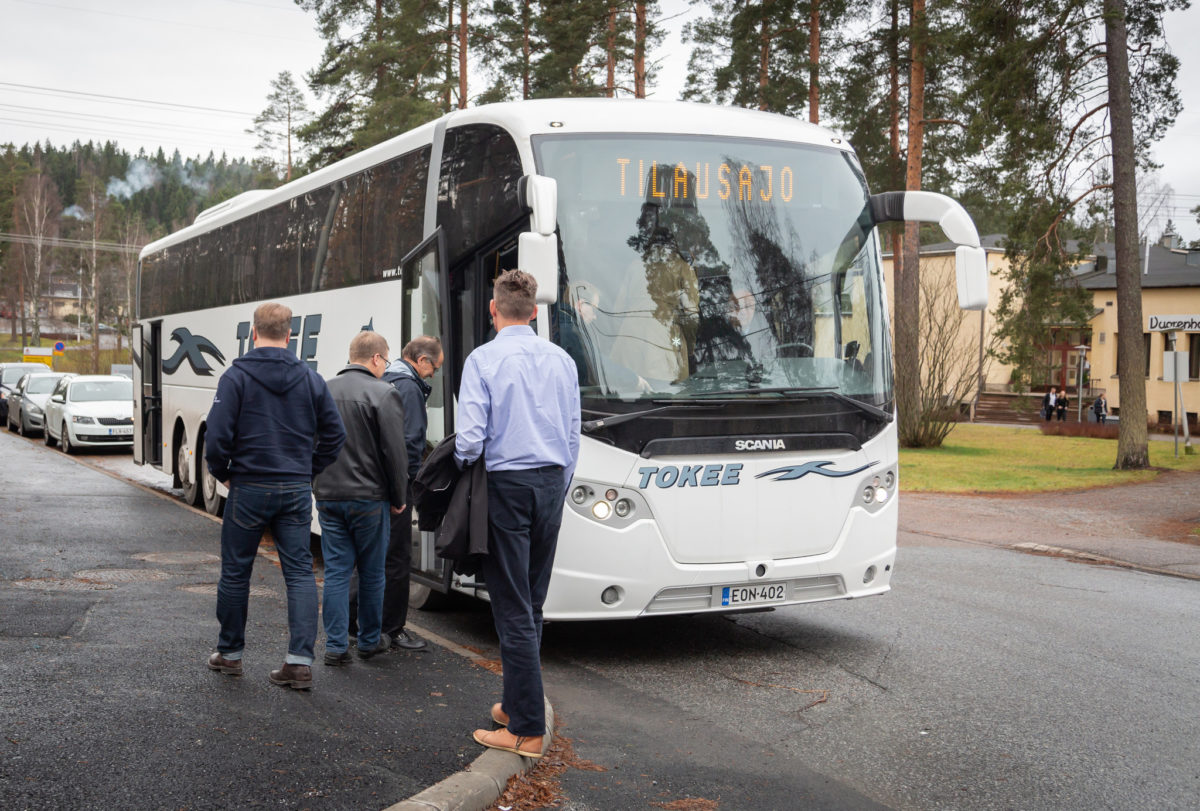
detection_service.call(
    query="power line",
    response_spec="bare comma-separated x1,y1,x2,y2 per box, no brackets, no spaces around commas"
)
0,82,254,118
0,117,255,155
0,103,257,140
0,232,143,254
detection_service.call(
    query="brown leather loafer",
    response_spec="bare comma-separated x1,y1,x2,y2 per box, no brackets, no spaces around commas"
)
207,652,242,676
268,663,313,690
490,702,509,726
472,728,544,759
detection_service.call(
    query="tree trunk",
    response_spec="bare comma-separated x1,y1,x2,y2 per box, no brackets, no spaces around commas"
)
635,1,647,98
90,183,100,373
459,0,469,109
896,0,926,446
522,0,532,99
808,0,819,124
1105,0,1149,469
758,3,770,111
606,5,617,98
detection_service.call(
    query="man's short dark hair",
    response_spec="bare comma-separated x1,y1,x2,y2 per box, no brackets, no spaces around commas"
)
254,302,292,341
402,335,443,364
493,269,537,320
348,331,388,364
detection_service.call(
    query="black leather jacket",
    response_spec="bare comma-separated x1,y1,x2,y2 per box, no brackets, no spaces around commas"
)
312,365,409,507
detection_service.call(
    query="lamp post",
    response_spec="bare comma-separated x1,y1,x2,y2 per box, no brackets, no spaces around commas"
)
76,265,83,342
1075,344,1090,423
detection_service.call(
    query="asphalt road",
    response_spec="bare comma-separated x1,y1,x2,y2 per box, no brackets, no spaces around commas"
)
415,527,1200,809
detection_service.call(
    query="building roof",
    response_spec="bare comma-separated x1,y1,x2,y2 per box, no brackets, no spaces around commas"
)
1076,241,1200,290
881,233,1007,258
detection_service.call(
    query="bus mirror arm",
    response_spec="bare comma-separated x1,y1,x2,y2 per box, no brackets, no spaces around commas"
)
869,190,988,311
518,175,557,236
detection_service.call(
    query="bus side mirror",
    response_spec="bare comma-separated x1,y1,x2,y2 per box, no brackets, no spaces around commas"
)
955,246,988,311
518,174,559,304
518,175,557,236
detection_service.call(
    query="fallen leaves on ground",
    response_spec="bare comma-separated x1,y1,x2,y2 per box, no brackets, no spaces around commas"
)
487,721,605,810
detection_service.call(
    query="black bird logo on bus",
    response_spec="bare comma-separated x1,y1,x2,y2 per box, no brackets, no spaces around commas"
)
162,328,226,376
755,460,877,481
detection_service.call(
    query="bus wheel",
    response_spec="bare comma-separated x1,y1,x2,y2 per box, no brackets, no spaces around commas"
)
410,582,451,612
198,432,224,516
178,440,202,506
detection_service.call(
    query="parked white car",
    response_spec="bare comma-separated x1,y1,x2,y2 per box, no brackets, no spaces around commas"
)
43,375,135,454
6,372,73,436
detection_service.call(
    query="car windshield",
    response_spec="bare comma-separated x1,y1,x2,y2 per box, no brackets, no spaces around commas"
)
534,133,892,404
69,380,132,402
3,367,41,385
26,376,60,394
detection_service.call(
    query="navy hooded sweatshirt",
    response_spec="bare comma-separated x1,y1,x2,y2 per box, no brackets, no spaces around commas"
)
205,347,346,483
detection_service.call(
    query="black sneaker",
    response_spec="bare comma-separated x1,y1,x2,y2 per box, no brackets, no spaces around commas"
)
323,650,352,666
356,633,391,660
389,629,428,651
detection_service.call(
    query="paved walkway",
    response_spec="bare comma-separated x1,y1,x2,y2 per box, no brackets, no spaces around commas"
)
0,430,537,810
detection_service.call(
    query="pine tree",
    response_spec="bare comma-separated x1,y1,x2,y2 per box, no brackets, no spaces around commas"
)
248,71,311,182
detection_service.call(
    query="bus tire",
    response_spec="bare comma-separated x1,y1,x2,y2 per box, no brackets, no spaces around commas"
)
198,431,224,516
178,439,202,506
410,582,451,612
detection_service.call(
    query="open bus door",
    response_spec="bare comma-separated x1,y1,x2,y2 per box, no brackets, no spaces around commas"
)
132,321,162,467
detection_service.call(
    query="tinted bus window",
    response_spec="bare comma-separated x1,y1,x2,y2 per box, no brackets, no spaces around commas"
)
364,146,430,284
438,125,523,265
316,176,364,291
257,200,297,299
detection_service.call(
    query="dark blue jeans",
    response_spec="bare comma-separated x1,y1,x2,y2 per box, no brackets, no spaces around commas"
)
316,499,390,654
483,466,564,737
217,481,317,666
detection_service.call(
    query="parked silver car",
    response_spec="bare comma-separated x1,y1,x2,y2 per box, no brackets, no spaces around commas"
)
6,372,74,436
0,362,49,423
43,375,135,454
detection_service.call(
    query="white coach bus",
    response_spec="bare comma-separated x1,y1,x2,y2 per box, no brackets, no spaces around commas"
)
134,99,986,620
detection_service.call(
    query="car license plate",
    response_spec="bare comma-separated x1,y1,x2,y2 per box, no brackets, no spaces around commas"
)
717,583,787,607
109,426,133,435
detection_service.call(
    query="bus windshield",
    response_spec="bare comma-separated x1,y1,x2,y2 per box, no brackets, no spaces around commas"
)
536,134,892,405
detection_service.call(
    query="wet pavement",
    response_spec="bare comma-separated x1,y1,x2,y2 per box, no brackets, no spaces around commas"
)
0,431,506,810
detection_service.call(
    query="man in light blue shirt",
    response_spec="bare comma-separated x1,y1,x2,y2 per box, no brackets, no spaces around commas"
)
457,269,580,760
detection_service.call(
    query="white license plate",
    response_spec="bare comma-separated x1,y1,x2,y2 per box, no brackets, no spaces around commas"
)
108,426,133,435
717,583,787,607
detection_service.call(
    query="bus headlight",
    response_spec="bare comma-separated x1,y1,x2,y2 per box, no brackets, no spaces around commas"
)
613,498,634,518
862,486,874,504
571,485,590,505
591,500,612,520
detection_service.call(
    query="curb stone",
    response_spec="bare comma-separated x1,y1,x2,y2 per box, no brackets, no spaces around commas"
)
384,697,555,811
1012,541,1200,581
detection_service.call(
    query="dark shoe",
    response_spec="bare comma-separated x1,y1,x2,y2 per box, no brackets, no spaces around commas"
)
207,652,242,676
323,650,352,666
389,629,427,651
269,663,313,690
356,633,391,660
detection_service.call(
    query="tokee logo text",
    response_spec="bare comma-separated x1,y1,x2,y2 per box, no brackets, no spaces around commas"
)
638,464,743,488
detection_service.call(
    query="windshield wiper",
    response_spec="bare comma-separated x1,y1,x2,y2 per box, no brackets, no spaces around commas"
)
684,386,894,423
581,402,723,433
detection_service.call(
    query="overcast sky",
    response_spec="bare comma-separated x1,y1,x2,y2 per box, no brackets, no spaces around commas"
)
3,0,1198,243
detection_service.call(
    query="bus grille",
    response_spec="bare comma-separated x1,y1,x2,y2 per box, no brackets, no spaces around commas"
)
644,575,845,614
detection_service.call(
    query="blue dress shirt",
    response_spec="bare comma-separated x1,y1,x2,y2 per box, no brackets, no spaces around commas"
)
455,325,581,491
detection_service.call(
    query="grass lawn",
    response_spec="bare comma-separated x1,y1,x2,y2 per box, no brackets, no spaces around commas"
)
899,423,1200,493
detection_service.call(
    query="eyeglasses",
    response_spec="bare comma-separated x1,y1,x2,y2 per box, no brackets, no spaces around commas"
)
420,356,442,372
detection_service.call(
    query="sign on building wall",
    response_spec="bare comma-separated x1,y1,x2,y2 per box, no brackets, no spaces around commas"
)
1148,315,1200,331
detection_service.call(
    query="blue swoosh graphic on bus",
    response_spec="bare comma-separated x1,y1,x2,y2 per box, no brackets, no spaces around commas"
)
755,460,877,481
162,328,226,376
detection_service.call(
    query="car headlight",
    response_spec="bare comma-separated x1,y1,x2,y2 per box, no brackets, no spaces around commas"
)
71,415,95,424
28,403,42,416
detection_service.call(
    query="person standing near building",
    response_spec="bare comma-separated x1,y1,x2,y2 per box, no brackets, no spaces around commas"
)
1056,390,1069,422
1042,386,1058,421
313,331,410,665
456,269,580,759
1094,391,1109,425
204,302,346,691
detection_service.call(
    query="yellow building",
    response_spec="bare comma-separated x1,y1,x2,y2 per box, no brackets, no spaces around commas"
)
1079,237,1200,427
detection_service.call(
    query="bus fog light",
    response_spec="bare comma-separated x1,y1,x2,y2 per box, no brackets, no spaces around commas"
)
862,486,874,504
592,501,612,520
614,498,633,518
601,586,622,605
571,485,589,505
873,487,889,503
885,471,895,489
863,565,877,584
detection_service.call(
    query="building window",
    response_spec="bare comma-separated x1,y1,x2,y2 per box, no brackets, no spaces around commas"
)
1144,333,1151,377
1190,334,1200,380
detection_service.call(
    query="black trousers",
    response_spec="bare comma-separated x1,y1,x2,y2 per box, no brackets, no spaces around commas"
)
483,466,564,737
348,497,413,637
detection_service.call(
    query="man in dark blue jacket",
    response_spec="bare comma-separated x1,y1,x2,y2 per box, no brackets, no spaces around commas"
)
377,334,443,650
204,302,345,691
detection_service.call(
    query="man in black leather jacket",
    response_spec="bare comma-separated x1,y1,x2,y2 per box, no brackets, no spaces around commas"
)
312,331,409,666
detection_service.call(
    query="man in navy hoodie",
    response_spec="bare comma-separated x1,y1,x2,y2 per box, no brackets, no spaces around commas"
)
204,302,345,690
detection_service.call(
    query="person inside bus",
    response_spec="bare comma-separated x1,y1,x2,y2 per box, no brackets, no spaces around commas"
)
555,280,649,396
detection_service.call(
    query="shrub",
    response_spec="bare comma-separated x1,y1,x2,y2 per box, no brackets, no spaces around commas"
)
1037,421,1121,439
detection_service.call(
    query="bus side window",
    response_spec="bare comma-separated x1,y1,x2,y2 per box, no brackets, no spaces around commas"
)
364,146,430,285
